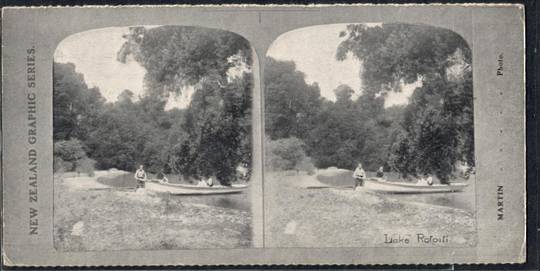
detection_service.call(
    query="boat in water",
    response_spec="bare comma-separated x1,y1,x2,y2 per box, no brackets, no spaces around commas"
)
362,178,468,194
145,180,248,195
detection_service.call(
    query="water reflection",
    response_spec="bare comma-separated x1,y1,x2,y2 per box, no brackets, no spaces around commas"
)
171,193,251,212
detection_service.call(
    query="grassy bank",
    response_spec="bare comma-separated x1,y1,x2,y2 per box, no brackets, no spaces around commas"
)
264,171,476,248
54,171,252,251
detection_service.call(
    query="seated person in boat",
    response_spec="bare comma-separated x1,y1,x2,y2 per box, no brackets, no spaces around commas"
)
352,163,366,188
198,176,214,187
156,170,169,183
134,165,147,188
417,176,434,186
236,163,249,182
376,166,384,178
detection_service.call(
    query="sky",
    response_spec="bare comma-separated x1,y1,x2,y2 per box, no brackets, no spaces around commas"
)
266,23,413,107
55,24,414,110
54,26,190,109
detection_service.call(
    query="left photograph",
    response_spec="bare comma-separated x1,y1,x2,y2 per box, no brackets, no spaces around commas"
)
53,26,255,251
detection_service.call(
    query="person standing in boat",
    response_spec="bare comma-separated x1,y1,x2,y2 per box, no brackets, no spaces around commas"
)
352,163,366,189
134,165,147,188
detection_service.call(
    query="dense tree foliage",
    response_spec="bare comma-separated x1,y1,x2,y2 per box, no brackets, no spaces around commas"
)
265,23,474,182
265,58,402,171
53,63,105,141
338,23,473,182
53,26,253,185
265,137,313,172
53,139,96,175
168,74,253,185
117,26,252,96
54,68,185,174
54,139,86,167
264,59,322,140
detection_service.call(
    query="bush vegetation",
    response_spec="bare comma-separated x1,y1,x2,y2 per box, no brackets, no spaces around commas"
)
53,139,95,176
53,26,253,185
265,137,314,173
265,23,473,183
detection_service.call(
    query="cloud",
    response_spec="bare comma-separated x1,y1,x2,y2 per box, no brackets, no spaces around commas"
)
266,24,362,101
54,27,147,103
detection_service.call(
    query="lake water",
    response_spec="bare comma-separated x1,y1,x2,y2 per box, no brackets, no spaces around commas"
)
97,172,251,212
316,170,476,214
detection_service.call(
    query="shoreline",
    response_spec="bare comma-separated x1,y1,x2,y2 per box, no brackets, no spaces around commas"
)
54,171,253,251
264,171,476,248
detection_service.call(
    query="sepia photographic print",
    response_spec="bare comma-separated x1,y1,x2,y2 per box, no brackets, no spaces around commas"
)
52,25,255,250
1,4,526,266
264,23,476,248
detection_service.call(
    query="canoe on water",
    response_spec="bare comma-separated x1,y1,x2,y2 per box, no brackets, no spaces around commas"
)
362,178,468,194
145,180,248,195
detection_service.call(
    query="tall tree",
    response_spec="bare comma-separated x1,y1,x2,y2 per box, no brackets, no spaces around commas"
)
337,23,473,182
172,74,253,184
306,85,391,170
263,59,401,171
118,26,253,184
264,58,322,140
117,26,252,96
53,62,105,141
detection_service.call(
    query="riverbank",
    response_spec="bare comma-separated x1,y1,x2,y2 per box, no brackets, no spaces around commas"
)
54,171,252,251
264,171,476,248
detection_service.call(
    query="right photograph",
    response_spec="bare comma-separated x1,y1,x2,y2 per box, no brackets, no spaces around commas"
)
264,23,476,248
